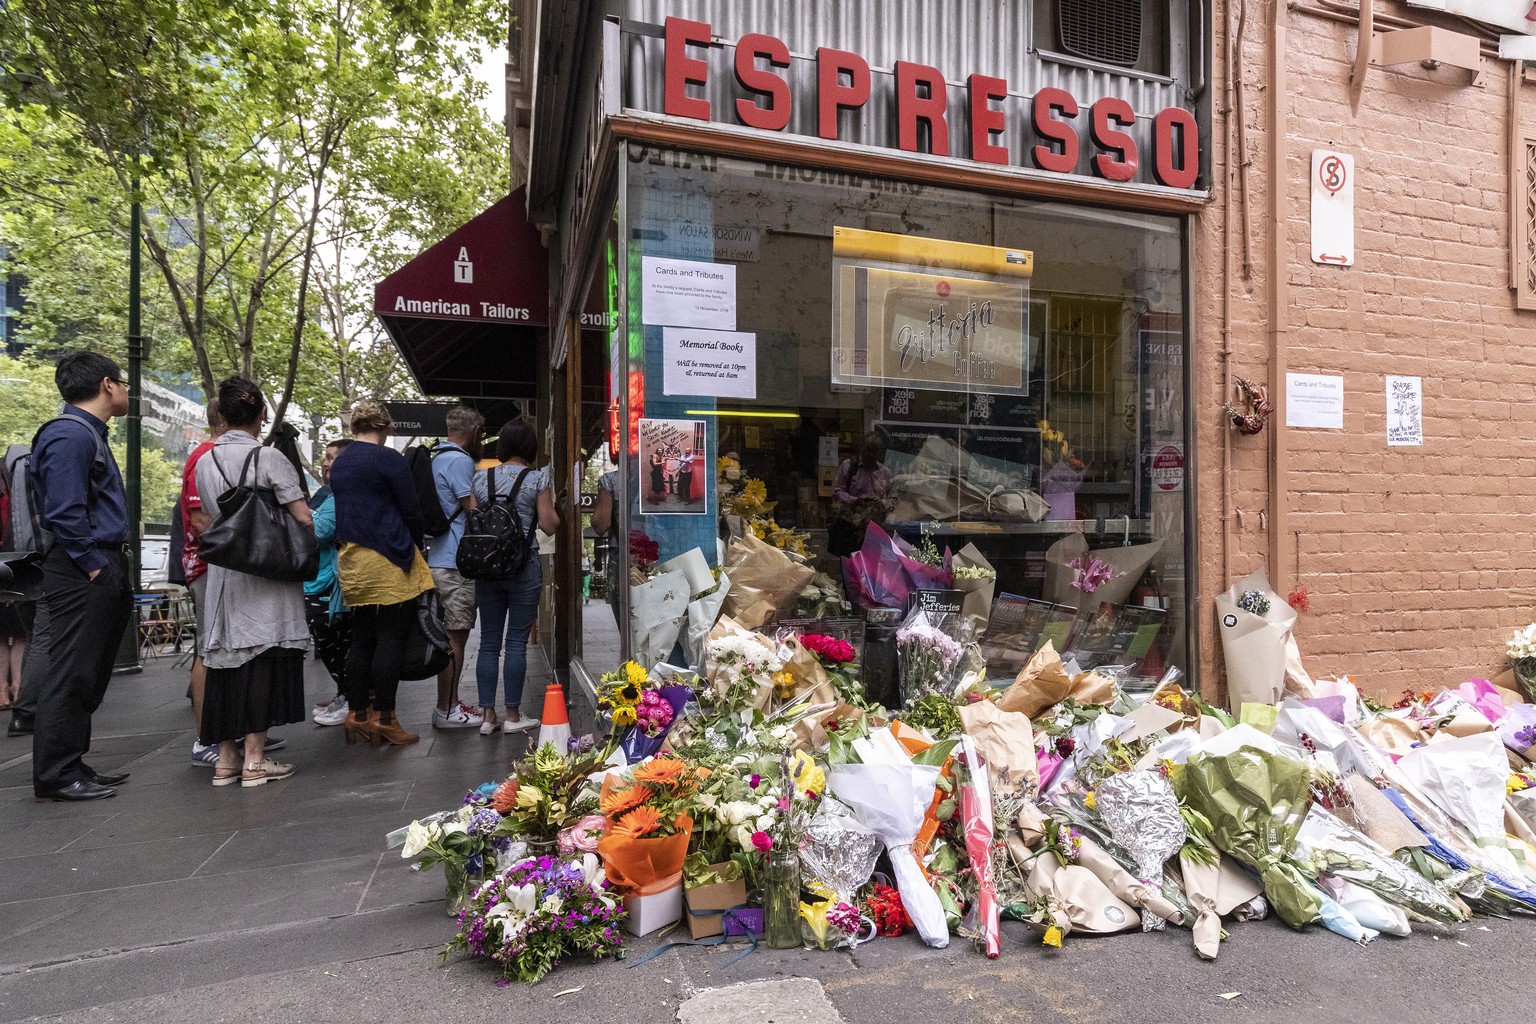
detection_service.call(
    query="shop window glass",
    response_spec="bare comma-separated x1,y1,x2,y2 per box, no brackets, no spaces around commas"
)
616,145,1190,691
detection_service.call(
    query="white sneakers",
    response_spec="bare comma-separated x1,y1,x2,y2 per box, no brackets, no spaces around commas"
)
313,695,349,727
433,703,485,730
478,709,540,735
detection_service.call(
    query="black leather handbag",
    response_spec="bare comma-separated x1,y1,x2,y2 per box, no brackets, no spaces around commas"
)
0,550,44,601
199,447,319,583
399,588,452,680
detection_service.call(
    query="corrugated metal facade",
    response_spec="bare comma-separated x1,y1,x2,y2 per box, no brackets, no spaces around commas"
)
621,0,1204,189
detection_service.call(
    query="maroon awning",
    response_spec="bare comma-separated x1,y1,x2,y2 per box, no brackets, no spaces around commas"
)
375,189,549,398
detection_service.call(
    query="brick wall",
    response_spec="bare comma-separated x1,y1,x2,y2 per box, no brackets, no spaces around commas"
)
1195,0,1536,697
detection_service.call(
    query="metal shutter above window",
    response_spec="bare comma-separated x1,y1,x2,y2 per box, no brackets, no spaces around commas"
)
1058,0,1143,67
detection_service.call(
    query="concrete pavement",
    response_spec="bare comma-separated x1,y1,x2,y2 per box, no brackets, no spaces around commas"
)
2,605,1535,1022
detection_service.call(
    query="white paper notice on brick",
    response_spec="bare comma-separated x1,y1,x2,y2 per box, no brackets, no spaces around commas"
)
662,327,757,399
1310,149,1355,267
1385,375,1423,446
1285,373,1345,429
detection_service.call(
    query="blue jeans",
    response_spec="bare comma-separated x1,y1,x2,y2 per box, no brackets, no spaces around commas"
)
475,562,542,709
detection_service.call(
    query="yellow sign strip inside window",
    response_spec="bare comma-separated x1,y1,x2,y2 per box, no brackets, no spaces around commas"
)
832,226,1033,279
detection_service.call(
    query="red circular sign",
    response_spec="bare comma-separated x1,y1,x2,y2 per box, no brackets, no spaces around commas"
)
1318,154,1347,195
935,280,951,298
1152,445,1184,491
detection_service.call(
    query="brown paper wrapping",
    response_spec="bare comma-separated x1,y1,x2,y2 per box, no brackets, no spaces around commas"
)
952,543,997,634
1076,837,1185,925
957,699,1040,797
790,701,860,751
719,532,814,629
1356,716,1430,760
1026,856,1142,934
1178,850,1222,960
997,642,1113,718
1042,534,1162,610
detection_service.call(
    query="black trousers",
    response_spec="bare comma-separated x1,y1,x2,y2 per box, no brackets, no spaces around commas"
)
32,547,133,792
345,600,412,714
304,594,352,692
11,598,46,721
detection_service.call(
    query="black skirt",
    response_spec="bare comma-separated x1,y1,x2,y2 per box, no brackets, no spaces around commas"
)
201,647,308,744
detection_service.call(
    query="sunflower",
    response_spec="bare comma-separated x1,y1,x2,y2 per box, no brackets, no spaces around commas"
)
624,661,649,686
490,780,520,814
612,804,662,839
634,757,687,788
612,705,638,728
600,783,653,817
616,682,642,705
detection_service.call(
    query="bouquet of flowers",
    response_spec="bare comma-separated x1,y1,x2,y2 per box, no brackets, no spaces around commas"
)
442,853,625,983
1509,623,1536,702
598,660,694,762
897,611,963,703
801,632,863,707
596,757,700,893
706,622,787,710
492,744,605,845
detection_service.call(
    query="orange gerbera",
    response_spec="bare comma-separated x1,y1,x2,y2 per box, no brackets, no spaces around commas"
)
600,784,654,817
490,780,519,814
634,757,687,788
612,804,662,839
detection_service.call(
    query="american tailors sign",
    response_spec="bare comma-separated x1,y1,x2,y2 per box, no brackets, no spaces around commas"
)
832,227,1034,396
659,18,1200,191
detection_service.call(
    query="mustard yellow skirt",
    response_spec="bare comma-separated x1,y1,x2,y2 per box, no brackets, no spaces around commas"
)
338,543,433,607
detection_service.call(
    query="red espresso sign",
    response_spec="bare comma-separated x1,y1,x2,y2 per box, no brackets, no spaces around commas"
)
660,17,1200,191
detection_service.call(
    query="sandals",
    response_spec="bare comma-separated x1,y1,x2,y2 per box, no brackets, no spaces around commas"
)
212,764,242,788
240,758,296,788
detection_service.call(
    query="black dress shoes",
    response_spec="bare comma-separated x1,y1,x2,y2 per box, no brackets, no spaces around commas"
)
89,772,130,787
7,713,32,737
35,780,117,802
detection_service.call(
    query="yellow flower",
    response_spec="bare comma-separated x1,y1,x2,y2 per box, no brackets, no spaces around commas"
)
772,670,797,701
790,750,825,799
515,785,544,809
1084,791,1097,810
743,479,767,503
613,705,638,728
1508,774,1530,795
624,661,649,687
1042,925,1063,948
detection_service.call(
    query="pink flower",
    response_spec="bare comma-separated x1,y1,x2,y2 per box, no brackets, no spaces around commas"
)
557,813,608,855
749,774,761,789
801,633,856,664
751,830,774,852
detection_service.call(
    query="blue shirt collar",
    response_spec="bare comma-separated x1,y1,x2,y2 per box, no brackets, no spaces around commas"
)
61,404,108,435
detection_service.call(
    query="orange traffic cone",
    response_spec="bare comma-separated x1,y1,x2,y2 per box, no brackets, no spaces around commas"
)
535,682,570,752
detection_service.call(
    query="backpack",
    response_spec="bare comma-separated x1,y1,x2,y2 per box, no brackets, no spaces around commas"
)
404,441,467,538
2,418,110,554
456,466,537,580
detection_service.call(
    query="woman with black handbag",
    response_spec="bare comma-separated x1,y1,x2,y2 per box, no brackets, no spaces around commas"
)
330,400,434,746
193,377,313,788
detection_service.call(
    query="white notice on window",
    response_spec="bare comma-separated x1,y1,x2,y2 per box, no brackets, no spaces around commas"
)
1285,372,1345,429
641,256,737,330
662,328,757,399
1385,375,1423,446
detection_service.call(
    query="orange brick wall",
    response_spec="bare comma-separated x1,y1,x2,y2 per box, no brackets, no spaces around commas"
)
1193,1,1536,697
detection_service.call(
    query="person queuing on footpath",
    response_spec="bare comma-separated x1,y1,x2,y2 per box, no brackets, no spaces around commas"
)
182,399,284,767
472,418,559,735
307,438,354,727
331,400,433,746
424,405,485,731
27,351,135,802
195,377,312,789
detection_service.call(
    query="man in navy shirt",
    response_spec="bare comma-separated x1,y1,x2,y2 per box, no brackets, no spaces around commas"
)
28,351,135,802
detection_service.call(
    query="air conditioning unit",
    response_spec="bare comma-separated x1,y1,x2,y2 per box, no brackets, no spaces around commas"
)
1035,0,1171,76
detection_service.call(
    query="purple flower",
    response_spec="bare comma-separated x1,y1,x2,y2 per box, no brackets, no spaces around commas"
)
468,808,502,837
1066,554,1123,594
749,773,761,789
1516,725,1536,748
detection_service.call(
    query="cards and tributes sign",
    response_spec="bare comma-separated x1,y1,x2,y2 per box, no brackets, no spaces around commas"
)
641,255,737,330
637,418,709,515
831,227,1033,396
